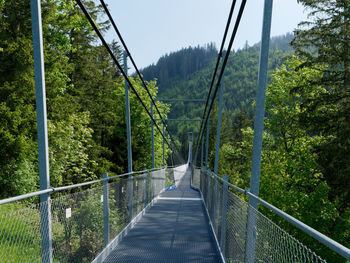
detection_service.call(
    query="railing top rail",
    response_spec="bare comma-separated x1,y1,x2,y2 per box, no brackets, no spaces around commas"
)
154,99,205,102
201,168,350,260
166,164,185,169
154,118,203,122
0,167,166,206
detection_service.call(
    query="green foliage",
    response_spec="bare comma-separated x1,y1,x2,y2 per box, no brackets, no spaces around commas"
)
48,112,98,186
218,57,349,262
142,35,294,159
0,0,169,199
292,0,350,211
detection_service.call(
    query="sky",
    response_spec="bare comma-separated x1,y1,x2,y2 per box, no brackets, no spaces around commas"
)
104,0,308,69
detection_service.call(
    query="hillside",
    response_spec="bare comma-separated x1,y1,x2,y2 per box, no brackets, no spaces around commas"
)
141,33,294,155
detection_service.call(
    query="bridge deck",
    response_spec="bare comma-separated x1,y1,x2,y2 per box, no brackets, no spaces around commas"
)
103,168,221,263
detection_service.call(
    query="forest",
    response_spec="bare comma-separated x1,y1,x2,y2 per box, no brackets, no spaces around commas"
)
0,0,171,199
0,0,349,262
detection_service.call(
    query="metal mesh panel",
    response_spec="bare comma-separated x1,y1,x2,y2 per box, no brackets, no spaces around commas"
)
108,178,130,241
0,168,170,263
151,169,166,197
51,186,104,262
199,170,327,263
165,168,175,188
0,202,44,262
225,191,250,262
192,168,201,189
132,174,147,218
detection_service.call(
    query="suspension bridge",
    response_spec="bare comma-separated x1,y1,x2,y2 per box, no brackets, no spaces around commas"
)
1,0,350,262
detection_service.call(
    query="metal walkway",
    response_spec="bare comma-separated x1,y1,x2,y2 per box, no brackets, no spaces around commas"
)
103,168,221,263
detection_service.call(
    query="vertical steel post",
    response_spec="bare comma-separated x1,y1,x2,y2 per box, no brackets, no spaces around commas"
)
151,102,155,168
151,170,155,199
220,175,229,257
30,1,52,262
201,135,204,169
188,132,193,165
205,117,210,171
245,1,273,262
212,172,217,226
162,123,165,167
143,169,147,208
123,51,133,173
207,169,211,208
103,173,109,247
128,174,133,222
124,51,133,223
214,82,224,175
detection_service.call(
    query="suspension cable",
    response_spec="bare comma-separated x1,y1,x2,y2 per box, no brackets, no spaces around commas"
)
194,0,248,157
199,0,237,136
75,0,180,158
99,0,181,156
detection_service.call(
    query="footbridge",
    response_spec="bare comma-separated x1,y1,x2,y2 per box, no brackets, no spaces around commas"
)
1,0,350,262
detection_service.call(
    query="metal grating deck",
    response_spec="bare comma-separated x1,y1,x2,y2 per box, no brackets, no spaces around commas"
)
103,168,221,263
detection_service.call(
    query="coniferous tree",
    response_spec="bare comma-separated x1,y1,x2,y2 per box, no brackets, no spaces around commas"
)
292,0,350,208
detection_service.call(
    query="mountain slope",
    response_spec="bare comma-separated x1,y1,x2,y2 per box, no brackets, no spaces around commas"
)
141,33,294,155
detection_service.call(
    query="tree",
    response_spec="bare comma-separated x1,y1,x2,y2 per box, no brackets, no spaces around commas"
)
292,0,350,210
263,56,349,262
0,0,169,197
218,57,349,262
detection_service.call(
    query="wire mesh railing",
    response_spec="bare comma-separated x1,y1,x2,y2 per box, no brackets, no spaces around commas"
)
193,167,328,263
0,167,175,263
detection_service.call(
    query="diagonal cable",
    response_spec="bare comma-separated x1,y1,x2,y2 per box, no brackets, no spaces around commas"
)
199,0,237,135
99,0,181,156
195,0,237,156
195,0,248,156
75,0,181,157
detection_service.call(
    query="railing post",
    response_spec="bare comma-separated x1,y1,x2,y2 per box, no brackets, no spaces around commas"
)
214,82,224,176
143,169,147,208
207,169,211,209
201,135,204,169
151,102,155,168
188,132,193,165
103,173,109,247
245,1,273,262
30,1,52,262
220,175,229,257
212,173,217,228
128,174,133,222
151,170,155,199
123,50,134,223
162,123,165,167
205,117,210,171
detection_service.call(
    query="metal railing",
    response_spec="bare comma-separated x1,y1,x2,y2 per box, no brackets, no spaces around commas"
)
0,166,177,263
192,167,350,263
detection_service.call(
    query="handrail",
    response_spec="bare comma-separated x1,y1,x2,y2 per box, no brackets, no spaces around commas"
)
0,167,165,206
167,164,187,169
246,191,350,260
203,169,350,260
0,189,54,206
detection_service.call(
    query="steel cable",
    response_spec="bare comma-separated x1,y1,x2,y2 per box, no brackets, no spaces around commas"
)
198,0,237,143
194,0,247,158
75,0,182,160
99,0,181,157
